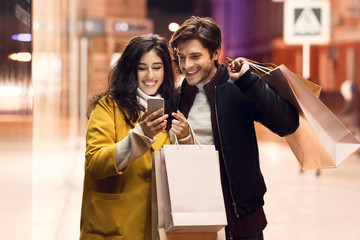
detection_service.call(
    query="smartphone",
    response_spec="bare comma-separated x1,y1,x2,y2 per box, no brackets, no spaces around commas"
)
147,97,164,119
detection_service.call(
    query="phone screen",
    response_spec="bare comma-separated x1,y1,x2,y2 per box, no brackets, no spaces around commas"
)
147,97,164,119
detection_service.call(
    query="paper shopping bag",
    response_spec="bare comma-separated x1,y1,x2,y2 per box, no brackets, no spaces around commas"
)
152,151,226,240
257,64,360,169
226,57,322,97
159,144,227,233
246,58,322,98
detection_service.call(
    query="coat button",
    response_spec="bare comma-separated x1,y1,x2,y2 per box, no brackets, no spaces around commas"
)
144,177,150,183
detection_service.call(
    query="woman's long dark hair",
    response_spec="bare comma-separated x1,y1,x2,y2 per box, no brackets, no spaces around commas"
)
87,34,178,127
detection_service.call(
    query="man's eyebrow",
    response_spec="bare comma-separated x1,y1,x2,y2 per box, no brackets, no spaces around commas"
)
178,52,202,56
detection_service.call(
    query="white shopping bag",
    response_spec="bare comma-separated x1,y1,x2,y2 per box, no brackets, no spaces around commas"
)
152,151,226,240
160,144,227,233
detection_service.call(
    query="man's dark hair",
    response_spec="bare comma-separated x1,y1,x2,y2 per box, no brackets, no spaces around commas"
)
169,16,222,70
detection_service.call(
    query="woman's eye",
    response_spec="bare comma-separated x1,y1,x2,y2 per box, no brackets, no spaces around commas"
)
138,67,147,71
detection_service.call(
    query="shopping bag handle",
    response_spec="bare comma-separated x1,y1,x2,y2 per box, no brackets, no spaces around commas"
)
226,57,274,75
248,62,272,74
171,123,202,148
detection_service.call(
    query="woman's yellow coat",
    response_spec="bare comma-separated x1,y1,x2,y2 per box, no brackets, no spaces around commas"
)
80,97,169,240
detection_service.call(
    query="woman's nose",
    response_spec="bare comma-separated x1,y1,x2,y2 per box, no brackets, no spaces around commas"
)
146,69,155,79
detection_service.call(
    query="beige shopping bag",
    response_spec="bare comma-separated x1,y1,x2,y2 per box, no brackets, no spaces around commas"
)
152,151,226,240
226,57,322,97
251,63,360,169
245,58,322,97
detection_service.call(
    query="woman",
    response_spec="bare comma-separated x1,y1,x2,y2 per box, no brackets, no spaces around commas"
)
80,34,179,240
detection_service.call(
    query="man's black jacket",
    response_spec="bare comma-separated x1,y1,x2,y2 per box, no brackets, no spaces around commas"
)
176,64,299,217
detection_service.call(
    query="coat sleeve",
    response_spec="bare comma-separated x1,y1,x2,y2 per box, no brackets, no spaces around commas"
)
234,70,299,136
115,123,155,171
85,98,156,179
85,98,120,179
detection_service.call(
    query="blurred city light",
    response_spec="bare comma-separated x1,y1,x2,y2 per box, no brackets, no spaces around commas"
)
11,33,32,42
114,22,129,32
0,85,22,97
8,52,32,62
168,22,179,32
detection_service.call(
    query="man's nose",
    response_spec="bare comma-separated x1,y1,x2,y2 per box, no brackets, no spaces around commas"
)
183,58,194,70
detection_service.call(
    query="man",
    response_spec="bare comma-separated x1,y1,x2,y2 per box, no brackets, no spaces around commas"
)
169,16,299,240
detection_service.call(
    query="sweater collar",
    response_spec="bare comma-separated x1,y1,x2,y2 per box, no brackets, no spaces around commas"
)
203,63,226,91
137,88,161,111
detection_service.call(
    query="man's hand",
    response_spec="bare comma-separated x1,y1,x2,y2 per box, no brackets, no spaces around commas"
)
170,110,190,139
226,57,250,82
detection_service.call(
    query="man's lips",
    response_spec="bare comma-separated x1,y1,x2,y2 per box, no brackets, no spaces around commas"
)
185,69,199,77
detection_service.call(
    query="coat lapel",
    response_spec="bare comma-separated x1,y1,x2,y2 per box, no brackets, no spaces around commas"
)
151,130,169,151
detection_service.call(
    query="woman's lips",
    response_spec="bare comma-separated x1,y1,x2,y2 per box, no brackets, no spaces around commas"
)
143,81,156,86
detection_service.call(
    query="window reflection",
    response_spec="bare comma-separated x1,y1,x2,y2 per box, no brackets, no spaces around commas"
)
0,0,32,238
0,0,32,122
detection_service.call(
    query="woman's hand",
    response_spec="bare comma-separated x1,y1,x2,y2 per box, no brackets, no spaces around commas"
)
139,109,168,139
227,57,250,81
170,110,190,139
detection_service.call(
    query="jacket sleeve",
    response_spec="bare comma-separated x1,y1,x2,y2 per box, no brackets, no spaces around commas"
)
85,98,153,179
234,70,299,136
